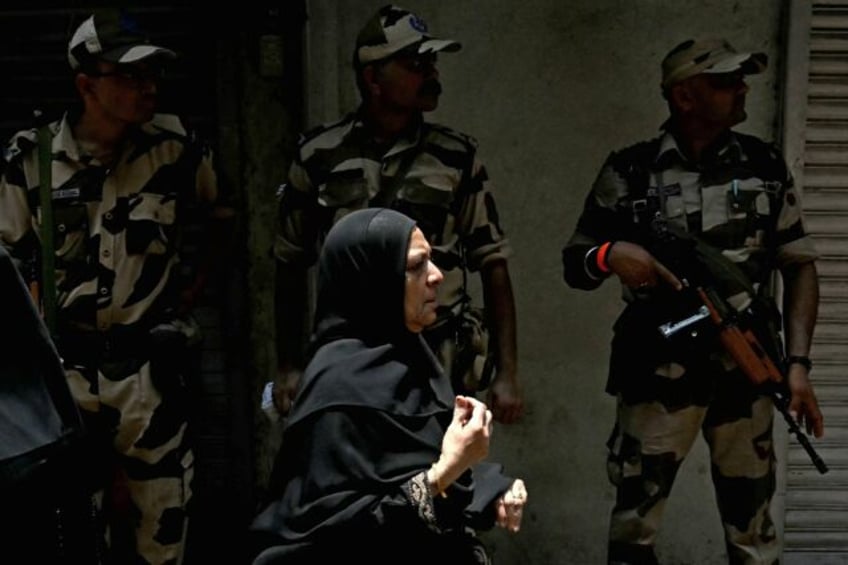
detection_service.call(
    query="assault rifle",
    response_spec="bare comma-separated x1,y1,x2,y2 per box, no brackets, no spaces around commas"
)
650,229,828,474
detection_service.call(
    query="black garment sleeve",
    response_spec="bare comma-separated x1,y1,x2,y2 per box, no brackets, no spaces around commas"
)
464,461,515,530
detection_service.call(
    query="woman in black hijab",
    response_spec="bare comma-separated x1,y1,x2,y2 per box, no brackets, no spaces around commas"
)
250,208,527,564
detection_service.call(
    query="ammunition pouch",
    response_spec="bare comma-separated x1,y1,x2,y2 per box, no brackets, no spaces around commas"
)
426,307,495,393
454,306,495,392
607,295,719,396
607,286,784,399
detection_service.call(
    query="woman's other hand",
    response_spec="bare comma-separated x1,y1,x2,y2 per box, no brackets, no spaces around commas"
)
495,479,527,533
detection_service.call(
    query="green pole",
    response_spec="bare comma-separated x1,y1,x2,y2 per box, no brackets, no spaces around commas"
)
37,114,57,337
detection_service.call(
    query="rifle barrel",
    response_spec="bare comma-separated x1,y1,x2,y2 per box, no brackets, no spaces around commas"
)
771,390,828,474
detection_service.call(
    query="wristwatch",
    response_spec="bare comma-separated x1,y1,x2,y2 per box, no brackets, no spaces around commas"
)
786,355,813,371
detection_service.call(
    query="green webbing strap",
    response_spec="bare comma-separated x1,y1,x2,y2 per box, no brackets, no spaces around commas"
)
37,119,57,336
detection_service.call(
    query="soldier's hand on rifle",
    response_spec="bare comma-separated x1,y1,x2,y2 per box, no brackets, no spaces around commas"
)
607,241,684,291
787,364,825,438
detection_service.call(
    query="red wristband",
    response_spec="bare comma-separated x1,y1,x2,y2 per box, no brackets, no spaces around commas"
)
596,242,613,274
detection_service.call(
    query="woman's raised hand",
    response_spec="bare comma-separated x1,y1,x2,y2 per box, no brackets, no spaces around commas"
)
431,396,493,490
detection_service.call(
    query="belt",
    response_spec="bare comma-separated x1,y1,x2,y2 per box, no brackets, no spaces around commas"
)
57,326,151,363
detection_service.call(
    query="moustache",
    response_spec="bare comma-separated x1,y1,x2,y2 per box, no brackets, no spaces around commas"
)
419,79,442,97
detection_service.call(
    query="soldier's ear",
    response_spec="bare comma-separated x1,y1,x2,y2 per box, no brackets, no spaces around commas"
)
362,65,381,98
668,81,695,113
74,72,95,97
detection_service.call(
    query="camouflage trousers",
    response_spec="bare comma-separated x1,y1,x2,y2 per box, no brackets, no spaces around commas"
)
66,356,194,565
605,361,778,565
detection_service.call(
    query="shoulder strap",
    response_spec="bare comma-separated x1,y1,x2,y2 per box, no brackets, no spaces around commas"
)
608,137,662,200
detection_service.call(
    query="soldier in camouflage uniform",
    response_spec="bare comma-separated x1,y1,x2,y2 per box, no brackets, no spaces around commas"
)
273,5,523,424
0,9,234,564
562,39,824,564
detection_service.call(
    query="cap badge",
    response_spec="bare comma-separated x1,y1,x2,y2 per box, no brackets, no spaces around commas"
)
409,15,428,33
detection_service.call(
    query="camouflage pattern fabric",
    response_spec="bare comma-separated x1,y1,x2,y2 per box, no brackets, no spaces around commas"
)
0,112,226,565
66,361,193,564
563,130,818,564
565,131,818,294
606,365,778,564
0,113,223,332
275,113,509,389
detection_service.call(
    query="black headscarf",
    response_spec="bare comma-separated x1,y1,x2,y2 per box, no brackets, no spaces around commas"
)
251,208,460,551
294,207,455,419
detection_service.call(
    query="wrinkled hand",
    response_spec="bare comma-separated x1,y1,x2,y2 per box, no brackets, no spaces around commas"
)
273,367,303,417
607,241,683,291
496,479,527,533
787,365,824,438
487,370,524,424
433,396,493,488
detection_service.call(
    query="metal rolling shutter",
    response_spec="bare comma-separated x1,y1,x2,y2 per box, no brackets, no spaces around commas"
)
784,1,848,561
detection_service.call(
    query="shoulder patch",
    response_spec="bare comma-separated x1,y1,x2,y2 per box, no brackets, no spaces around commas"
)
734,131,772,149
146,113,189,138
616,136,662,161
297,115,357,161
734,131,788,185
425,123,477,152
735,131,783,161
608,136,662,176
3,128,38,163
299,113,355,145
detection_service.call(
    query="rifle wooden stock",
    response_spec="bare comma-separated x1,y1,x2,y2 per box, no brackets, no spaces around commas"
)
695,286,828,474
696,287,782,386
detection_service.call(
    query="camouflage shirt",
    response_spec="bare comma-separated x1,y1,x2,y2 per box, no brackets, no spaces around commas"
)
563,129,819,393
0,112,226,333
275,112,510,320
563,129,818,294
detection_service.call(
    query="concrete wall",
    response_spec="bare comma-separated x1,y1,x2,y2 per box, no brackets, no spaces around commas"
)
294,1,787,563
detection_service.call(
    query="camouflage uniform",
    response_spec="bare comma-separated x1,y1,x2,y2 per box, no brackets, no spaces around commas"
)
562,130,818,564
0,111,227,564
275,112,510,390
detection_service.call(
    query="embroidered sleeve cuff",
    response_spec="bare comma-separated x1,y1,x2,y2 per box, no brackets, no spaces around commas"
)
401,471,442,533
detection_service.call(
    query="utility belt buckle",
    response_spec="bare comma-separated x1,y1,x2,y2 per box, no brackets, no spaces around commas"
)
631,198,648,223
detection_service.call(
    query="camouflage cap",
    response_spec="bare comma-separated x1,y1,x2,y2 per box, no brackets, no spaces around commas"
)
661,38,767,89
68,8,176,71
355,4,461,66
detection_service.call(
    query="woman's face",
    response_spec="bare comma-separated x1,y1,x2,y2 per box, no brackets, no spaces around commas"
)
404,227,443,333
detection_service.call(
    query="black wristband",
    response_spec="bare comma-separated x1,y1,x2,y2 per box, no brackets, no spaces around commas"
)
786,355,812,371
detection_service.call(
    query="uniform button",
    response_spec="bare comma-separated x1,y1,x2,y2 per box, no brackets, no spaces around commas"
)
57,224,66,233
105,212,113,221
102,249,111,258
99,287,108,295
